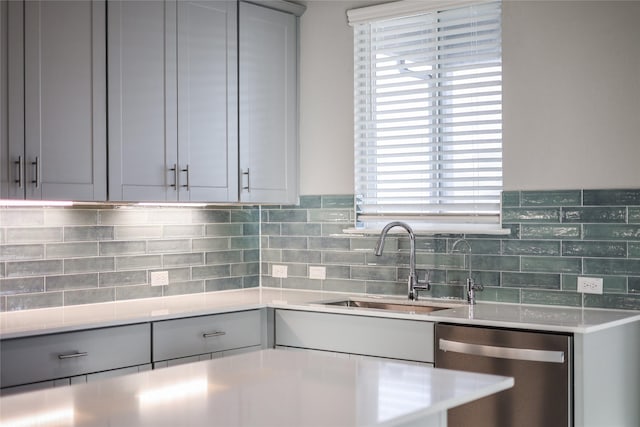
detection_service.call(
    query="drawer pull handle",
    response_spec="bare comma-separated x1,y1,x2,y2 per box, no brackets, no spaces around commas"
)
202,331,226,338
58,351,88,360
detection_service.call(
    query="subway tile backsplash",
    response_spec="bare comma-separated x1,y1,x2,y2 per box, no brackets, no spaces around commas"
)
0,206,259,311
2,189,640,312
262,191,640,311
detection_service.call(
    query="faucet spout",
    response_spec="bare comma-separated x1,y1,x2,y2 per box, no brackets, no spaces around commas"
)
375,221,429,300
451,239,483,304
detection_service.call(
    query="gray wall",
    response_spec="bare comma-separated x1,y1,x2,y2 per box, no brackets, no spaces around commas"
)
298,0,640,194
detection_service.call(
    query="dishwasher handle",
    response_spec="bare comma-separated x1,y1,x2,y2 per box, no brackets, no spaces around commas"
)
438,338,565,364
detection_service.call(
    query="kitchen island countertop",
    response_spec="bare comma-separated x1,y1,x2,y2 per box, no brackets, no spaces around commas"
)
0,349,513,427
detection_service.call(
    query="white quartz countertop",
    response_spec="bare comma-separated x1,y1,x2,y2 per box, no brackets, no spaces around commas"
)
0,349,513,427
1,287,639,339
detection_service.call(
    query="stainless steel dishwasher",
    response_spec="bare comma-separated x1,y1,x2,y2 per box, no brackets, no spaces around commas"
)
435,323,572,427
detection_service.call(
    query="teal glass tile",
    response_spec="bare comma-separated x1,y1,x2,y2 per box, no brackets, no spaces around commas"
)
205,278,243,292
191,210,230,224
561,207,626,223
164,280,205,296
0,244,44,261
475,286,521,303
260,223,280,236
502,272,561,289
281,223,321,236
64,288,114,306
584,224,640,240
6,291,63,311
5,260,63,278
351,236,396,252
503,240,560,256
325,265,351,279
322,279,366,294
99,270,147,287
472,255,520,271
502,208,560,223
260,276,281,288
116,255,162,271
231,263,259,277
321,224,351,236
584,189,640,206
99,241,146,256
266,209,307,223
583,294,640,310
453,239,501,255
308,209,350,223
243,223,259,236
629,277,640,293
398,237,447,253
243,249,259,262
0,277,44,295
268,236,307,250
521,290,581,307
521,190,581,207
520,224,581,239
427,283,463,299
297,196,322,209
446,270,499,287
162,225,204,238
192,264,231,280
322,251,365,266
282,250,322,264
230,236,259,249
115,284,163,301
584,258,640,275
351,266,397,281
147,239,190,253
416,253,462,269
561,274,578,291
63,226,113,242
281,277,322,291
501,191,520,207
521,256,581,273
365,281,405,296
262,249,282,263
562,241,626,258
628,207,640,223
243,275,259,288
308,237,350,250
44,209,98,226
205,223,243,237
230,209,260,223
205,251,242,265
366,252,405,266
322,195,354,209
193,237,230,251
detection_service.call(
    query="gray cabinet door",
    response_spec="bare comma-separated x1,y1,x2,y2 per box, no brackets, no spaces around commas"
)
7,0,107,201
109,0,237,203
108,0,178,202
239,2,298,204
177,0,238,202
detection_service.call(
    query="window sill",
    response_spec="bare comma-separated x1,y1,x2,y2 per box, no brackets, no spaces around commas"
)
342,224,512,236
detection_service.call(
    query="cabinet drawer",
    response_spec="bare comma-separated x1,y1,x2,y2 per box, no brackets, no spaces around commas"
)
0,323,151,388
275,310,434,363
152,310,261,362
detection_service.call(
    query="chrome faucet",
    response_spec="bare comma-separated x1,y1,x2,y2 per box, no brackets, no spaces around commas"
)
451,238,483,304
374,221,430,300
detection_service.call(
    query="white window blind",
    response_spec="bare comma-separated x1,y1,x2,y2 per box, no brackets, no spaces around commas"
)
351,1,502,231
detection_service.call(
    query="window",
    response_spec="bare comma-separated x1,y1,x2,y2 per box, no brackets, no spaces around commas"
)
349,1,502,232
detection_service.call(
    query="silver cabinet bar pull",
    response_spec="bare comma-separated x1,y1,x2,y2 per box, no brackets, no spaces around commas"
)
202,331,226,338
58,351,88,360
15,156,23,188
242,169,250,192
439,338,565,364
181,164,190,190
31,157,40,188
169,164,178,189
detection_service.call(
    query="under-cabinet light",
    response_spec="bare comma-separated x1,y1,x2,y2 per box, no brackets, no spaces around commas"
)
0,200,74,207
136,202,208,207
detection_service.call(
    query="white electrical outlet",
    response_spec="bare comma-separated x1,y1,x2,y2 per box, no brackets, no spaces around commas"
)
150,271,169,286
309,266,326,280
272,265,288,278
577,276,603,294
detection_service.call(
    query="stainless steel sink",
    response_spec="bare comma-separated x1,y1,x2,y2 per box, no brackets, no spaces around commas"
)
322,299,459,314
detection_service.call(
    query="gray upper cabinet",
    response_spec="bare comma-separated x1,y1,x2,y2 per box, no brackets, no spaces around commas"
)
108,0,238,202
239,1,299,204
2,0,107,201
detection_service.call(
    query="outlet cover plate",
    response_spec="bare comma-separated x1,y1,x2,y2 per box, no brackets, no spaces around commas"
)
150,271,169,287
309,266,326,280
272,265,288,278
577,276,603,294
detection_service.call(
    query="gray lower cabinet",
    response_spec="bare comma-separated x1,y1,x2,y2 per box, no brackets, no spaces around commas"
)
0,323,151,395
152,310,263,367
3,0,106,201
275,309,435,364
